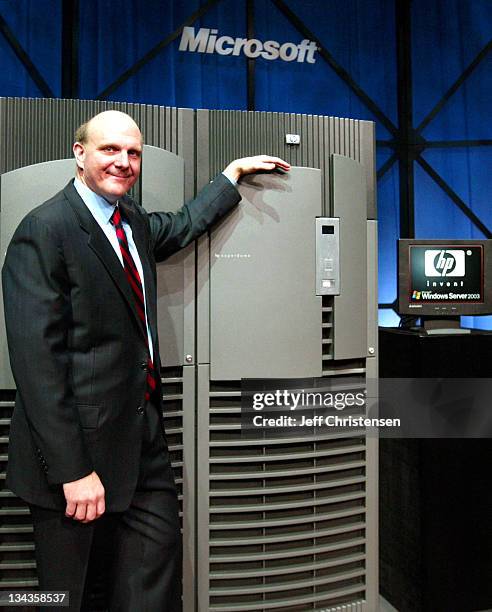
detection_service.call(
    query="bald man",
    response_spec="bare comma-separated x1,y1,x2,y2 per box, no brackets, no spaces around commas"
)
2,111,290,611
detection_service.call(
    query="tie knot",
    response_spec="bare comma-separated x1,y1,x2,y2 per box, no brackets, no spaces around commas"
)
111,204,122,227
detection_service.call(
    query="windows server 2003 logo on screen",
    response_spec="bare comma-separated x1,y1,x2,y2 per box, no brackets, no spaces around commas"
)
424,249,467,277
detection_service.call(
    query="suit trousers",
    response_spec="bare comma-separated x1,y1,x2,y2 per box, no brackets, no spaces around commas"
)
29,401,182,612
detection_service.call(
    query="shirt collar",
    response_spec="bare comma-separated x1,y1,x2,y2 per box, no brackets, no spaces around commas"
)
73,177,117,226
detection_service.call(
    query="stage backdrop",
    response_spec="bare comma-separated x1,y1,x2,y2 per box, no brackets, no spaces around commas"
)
1,0,491,328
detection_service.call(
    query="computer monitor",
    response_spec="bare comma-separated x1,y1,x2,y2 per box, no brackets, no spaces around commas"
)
397,239,492,332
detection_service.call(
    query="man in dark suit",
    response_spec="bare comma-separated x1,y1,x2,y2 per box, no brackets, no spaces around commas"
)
2,110,289,611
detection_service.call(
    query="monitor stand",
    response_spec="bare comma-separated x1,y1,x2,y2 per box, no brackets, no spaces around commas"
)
422,316,471,335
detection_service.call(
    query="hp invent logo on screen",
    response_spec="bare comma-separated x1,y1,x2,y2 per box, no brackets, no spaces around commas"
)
424,249,467,277
179,27,318,63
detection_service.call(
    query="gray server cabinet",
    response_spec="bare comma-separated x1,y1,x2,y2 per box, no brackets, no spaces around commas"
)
0,99,377,612
196,110,377,611
0,99,197,611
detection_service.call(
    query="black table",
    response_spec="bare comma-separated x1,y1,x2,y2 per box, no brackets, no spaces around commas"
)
379,327,492,612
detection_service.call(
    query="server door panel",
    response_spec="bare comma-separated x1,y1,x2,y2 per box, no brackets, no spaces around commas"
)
332,154,368,360
0,159,76,388
209,167,323,380
140,145,192,368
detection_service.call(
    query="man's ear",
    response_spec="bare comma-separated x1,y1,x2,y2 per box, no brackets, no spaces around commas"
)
73,142,85,171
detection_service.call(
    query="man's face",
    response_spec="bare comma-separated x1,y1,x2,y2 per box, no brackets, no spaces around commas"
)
73,115,142,203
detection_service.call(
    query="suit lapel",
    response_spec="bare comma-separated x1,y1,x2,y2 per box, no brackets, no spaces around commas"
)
63,181,148,346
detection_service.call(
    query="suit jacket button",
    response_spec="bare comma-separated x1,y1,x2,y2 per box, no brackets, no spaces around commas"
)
140,361,148,372
137,406,144,415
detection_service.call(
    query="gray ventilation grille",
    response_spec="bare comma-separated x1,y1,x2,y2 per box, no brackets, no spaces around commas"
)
322,296,366,378
207,111,375,218
322,360,366,378
0,97,183,175
0,370,185,592
323,603,366,612
0,97,196,204
0,392,37,590
322,296,334,362
207,379,367,611
161,367,185,520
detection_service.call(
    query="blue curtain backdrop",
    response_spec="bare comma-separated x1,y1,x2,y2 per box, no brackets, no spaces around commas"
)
0,0,491,328
0,0,61,97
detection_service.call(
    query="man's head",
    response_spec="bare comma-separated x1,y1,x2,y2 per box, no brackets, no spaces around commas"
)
73,110,143,203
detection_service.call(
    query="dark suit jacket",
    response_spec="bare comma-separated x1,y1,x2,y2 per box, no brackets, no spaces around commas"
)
2,175,240,511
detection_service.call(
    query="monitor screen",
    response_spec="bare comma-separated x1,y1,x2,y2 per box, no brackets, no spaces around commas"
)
398,240,492,317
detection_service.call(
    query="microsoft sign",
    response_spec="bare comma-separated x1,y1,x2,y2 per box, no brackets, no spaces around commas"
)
179,26,318,63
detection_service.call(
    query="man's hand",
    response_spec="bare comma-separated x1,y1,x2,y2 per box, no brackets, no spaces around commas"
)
223,155,290,184
63,471,105,523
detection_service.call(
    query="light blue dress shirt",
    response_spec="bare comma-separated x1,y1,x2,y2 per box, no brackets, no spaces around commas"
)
73,178,154,359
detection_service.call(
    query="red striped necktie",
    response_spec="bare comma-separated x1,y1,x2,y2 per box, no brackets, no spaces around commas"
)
111,205,156,402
